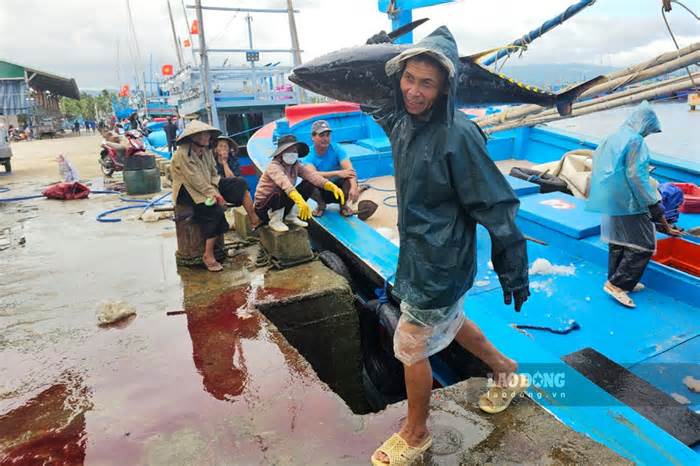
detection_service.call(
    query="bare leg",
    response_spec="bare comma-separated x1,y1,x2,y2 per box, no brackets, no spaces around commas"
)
374,359,432,464
241,191,261,228
339,178,355,216
374,319,433,464
202,237,220,268
454,319,517,383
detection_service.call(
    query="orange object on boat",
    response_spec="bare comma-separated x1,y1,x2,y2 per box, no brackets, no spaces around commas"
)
672,183,700,213
652,237,700,277
284,102,361,126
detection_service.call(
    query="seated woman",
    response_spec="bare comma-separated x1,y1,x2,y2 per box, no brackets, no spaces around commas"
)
171,120,260,272
213,135,242,178
254,134,345,232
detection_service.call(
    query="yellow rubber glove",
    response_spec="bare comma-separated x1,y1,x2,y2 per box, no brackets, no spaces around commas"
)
288,190,312,220
324,182,345,205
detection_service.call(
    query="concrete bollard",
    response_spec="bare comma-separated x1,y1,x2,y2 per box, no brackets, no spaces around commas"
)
258,225,314,265
174,204,225,266
232,206,256,240
256,261,369,413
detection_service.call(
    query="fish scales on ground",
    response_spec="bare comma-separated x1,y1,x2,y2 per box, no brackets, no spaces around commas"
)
289,24,605,116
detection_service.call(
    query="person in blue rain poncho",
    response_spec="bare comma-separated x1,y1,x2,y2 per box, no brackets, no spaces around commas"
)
587,101,681,308
360,27,530,465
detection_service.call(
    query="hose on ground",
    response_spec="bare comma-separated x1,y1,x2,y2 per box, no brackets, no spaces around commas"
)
96,191,172,223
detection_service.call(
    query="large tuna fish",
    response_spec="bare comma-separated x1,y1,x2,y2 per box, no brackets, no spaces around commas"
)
289,22,604,116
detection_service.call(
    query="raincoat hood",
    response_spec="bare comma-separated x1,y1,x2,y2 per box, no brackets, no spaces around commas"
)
622,100,661,138
587,101,660,216
385,26,460,125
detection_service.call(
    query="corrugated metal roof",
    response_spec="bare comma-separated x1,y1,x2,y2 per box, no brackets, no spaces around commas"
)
0,60,80,99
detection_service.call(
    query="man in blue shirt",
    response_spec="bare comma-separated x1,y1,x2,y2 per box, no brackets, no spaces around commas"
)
304,120,359,217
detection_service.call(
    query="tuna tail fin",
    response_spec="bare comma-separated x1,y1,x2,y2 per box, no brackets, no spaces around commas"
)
554,75,607,116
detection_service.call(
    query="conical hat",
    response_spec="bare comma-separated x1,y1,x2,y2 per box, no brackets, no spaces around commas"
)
176,120,221,143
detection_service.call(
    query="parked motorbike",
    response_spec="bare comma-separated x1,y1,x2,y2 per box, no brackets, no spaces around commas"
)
99,130,146,177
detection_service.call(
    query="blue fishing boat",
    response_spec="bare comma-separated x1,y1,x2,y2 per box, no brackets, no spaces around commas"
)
247,101,700,464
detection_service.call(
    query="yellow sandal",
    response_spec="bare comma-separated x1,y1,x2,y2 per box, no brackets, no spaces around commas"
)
478,373,530,414
371,433,432,466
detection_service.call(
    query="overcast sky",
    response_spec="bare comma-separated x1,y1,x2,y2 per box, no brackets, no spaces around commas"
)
0,0,698,90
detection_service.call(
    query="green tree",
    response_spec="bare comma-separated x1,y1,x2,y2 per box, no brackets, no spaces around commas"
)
60,89,117,120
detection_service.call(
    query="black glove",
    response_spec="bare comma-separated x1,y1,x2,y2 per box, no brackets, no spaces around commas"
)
648,201,665,223
366,31,392,45
504,286,530,312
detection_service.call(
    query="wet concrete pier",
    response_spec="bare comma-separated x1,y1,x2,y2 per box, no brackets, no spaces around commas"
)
0,139,627,464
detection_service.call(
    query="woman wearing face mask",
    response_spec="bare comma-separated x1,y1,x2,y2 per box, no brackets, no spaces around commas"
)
254,134,345,232
171,121,260,272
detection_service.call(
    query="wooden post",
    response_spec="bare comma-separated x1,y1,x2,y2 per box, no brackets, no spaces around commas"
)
174,204,225,266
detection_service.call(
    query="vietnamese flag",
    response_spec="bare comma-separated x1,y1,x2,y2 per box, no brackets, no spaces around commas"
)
190,19,199,35
183,38,191,48
118,84,130,97
162,64,174,76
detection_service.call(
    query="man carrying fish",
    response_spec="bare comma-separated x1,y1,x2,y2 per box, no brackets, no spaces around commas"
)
358,27,531,465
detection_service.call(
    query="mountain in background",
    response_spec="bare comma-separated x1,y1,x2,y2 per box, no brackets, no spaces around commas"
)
498,63,619,88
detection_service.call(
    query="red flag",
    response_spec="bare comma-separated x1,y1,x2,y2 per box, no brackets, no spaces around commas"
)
118,84,130,97
183,38,191,48
190,19,199,35
161,64,174,76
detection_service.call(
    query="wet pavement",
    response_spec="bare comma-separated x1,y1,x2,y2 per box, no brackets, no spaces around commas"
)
0,177,628,464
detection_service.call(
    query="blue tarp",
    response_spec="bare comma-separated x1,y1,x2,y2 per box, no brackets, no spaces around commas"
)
0,80,28,115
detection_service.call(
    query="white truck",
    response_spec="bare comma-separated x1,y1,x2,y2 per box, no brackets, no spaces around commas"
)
0,125,12,173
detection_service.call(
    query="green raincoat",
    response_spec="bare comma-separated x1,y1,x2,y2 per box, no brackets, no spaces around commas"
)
370,26,529,309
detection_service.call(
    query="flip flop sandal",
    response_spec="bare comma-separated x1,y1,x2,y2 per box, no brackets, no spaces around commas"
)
312,207,325,217
204,261,224,272
478,373,530,414
357,199,379,221
340,206,356,217
603,283,635,308
371,433,432,466
632,283,645,292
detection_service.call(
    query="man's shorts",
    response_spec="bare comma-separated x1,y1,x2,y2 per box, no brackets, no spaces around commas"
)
393,294,466,366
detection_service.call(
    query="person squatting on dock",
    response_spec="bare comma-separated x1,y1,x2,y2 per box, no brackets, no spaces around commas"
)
170,120,260,272
253,134,345,232
303,119,359,217
360,27,531,465
587,101,681,308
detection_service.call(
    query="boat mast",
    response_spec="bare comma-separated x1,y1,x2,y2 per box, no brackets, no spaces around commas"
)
286,0,302,67
167,0,185,71
245,14,258,94
180,0,199,65
286,0,304,102
194,0,220,128
125,0,148,116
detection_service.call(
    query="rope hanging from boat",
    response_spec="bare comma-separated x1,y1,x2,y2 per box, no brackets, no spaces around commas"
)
661,0,700,92
480,0,597,67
